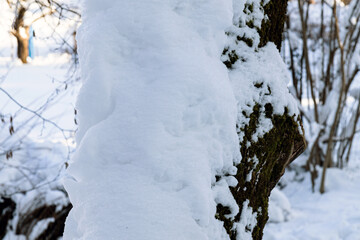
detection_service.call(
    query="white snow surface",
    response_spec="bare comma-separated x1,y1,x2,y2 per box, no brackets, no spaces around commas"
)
264,158,360,240
64,1,240,239
268,188,291,223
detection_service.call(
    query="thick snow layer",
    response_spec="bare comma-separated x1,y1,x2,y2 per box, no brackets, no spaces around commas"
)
64,1,240,239
229,43,299,143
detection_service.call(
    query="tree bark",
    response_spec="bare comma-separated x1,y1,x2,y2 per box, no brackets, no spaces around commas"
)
13,6,29,64
217,0,306,239
15,32,29,64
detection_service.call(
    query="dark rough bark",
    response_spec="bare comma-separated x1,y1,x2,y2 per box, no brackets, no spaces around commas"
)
0,197,16,239
0,195,71,239
221,107,305,240
258,0,288,50
216,0,306,239
16,203,72,239
35,204,72,240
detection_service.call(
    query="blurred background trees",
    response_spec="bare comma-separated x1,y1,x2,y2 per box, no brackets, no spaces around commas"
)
0,0,80,239
6,0,80,63
283,0,360,192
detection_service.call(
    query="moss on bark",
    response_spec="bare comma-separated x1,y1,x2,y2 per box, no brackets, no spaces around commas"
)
234,104,304,240
258,0,288,50
222,0,288,68
216,0,305,239
216,101,305,240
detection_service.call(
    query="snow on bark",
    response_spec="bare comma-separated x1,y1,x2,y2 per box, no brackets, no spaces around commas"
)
63,0,305,239
218,0,305,239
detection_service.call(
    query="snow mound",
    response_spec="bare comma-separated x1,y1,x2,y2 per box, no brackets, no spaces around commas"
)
64,1,240,239
268,188,291,223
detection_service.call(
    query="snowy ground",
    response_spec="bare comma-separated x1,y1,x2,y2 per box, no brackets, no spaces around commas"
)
264,144,360,240
0,55,78,133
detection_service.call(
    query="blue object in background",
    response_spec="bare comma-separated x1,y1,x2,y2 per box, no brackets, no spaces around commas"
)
28,25,34,59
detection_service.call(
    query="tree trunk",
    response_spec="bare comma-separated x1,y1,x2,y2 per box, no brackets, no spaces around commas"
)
13,6,29,64
0,198,16,239
16,31,29,64
217,0,306,239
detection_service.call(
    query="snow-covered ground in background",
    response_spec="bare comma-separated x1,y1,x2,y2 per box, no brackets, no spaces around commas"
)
0,55,78,137
264,142,360,240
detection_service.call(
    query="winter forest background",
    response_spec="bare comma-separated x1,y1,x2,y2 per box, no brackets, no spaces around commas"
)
0,0,360,239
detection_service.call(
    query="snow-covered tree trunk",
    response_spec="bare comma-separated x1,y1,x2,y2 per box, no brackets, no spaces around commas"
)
64,1,240,239
284,0,360,193
63,1,304,240
217,0,306,239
